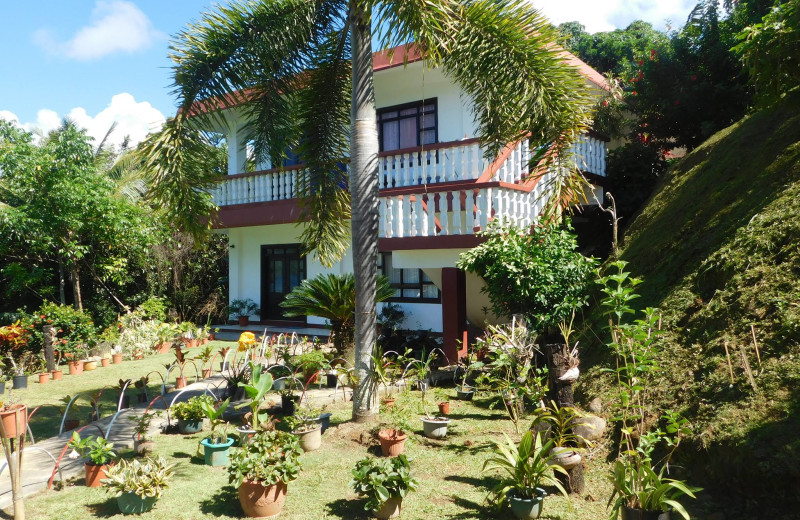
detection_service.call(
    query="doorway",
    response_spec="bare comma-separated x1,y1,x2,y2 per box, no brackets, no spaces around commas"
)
260,244,306,321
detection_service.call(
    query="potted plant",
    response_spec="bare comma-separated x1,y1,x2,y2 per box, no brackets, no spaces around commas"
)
228,430,303,518
112,349,123,364
420,414,451,439
199,397,234,466
68,431,117,487
130,411,161,455
167,347,192,389
456,350,484,400
529,403,588,471
483,431,568,519
37,371,50,385
171,395,211,434
87,390,103,422
195,345,215,378
433,388,450,416
154,322,177,354
285,405,322,452
0,401,27,439
292,349,327,386
379,397,412,457
351,455,419,519
235,363,273,440
102,456,175,514
229,298,260,327
134,376,150,404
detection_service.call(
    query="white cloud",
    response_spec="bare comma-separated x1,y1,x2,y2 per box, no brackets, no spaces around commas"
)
0,93,165,149
33,1,163,61
532,0,700,33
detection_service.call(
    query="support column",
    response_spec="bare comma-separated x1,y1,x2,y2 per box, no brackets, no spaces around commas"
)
227,122,247,176
441,267,467,363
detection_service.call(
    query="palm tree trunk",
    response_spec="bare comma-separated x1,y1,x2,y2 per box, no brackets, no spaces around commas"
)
349,3,379,423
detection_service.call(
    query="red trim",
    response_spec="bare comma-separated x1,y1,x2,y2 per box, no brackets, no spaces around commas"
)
379,235,482,251
214,199,303,228
373,43,425,71
477,139,522,182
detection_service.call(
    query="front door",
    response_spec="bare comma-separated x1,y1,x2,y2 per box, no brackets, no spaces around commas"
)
261,245,306,321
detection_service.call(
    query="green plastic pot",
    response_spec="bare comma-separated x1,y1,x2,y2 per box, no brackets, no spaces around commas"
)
177,419,203,434
507,488,546,519
116,491,157,515
201,436,235,466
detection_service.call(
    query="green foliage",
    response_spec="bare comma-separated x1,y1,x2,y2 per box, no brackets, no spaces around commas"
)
227,430,303,489
171,395,214,422
27,302,96,357
605,142,668,220
228,299,259,320
280,274,394,356
69,431,116,466
350,455,419,513
458,219,597,329
199,397,230,444
136,297,169,322
530,403,590,448
102,457,175,499
129,411,161,442
482,431,568,506
734,0,800,107
235,362,273,429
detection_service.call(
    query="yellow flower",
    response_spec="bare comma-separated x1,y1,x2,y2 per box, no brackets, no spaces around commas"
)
238,332,256,352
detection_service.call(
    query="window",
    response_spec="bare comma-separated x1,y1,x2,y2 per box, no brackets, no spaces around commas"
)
378,99,438,152
378,253,440,303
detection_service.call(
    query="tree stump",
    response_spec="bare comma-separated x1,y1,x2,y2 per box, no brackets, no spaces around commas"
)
544,343,585,495
43,325,56,372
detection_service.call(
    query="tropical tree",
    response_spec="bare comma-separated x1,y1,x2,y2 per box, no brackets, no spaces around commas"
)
281,273,394,357
143,0,593,421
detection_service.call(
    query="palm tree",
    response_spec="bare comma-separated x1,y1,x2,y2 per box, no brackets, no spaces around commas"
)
141,0,592,422
280,273,394,358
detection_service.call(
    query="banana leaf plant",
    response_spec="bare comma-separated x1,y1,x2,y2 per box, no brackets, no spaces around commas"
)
236,362,273,430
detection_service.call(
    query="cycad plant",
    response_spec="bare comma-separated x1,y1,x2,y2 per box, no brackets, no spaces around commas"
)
143,0,593,422
281,273,394,357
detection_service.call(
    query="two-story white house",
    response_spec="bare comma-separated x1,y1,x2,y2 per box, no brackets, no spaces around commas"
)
202,43,608,361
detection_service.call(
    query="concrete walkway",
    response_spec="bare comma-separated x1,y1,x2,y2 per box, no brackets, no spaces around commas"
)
0,375,352,511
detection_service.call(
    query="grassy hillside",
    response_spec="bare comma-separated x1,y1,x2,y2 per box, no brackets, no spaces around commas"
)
581,91,800,517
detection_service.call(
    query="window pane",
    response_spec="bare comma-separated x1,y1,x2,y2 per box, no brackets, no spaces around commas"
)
382,121,400,151
423,285,439,299
403,288,421,298
403,268,419,284
380,111,397,119
423,104,435,112
399,118,417,148
393,289,402,298
400,107,418,116
420,130,436,145
422,114,436,128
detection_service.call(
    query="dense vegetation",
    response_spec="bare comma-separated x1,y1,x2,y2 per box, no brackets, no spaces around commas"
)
580,89,800,517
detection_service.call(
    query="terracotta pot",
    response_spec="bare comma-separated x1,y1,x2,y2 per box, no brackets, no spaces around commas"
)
101,358,110,367
83,360,97,371
303,370,319,384
208,334,216,341
202,338,209,345
156,342,171,354
85,462,111,487
375,496,402,519
202,369,212,378
112,353,123,364
381,397,396,411
237,316,249,327
378,429,407,457
68,361,83,375
51,369,63,381
0,404,27,438
438,401,450,415
188,339,198,348
38,373,49,384
175,376,187,389
134,438,155,455
238,480,287,518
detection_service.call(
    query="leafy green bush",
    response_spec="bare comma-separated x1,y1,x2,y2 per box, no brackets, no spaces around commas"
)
171,395,214,422
350,455,418,512
27,302,96,358
227,430,303,488
458,219,597,330
103,457,175,499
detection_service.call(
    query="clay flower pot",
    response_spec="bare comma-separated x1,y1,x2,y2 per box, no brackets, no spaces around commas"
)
202,369,212,378
112,353,123,364
38,373,50,384
0,404,27,438
84,462,111,487
381,397,396,411
377,429,407,457
83,360,97,371
101,358,110,367
438,401,450,415
51,369,63,381
175,376,187,389
238,480,287,518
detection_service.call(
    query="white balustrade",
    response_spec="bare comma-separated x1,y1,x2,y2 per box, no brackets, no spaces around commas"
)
377,141,485,189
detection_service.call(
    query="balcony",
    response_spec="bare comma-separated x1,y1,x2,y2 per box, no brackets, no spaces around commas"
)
210,134,607,237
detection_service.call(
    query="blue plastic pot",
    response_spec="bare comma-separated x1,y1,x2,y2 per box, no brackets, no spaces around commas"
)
201,436,235,466
117,491,157,515
177,419,203,434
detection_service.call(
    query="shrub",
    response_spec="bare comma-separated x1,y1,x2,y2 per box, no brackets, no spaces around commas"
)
227,430,303,488
458,219,597,331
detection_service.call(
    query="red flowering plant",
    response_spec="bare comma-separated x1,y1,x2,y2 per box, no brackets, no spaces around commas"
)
0,321,40,376
27,302,96,365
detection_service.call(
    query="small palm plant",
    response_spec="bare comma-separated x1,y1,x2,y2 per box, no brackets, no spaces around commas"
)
483,431,568,518
280,273,394,357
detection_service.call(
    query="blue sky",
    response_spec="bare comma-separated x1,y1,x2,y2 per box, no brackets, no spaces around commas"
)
0,0,699,148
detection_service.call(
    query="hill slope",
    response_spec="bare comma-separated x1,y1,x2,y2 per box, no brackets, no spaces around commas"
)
582,91,800,517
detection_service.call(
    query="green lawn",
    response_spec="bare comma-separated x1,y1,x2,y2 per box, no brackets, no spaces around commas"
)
11,341,233,442
20,387,617,520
